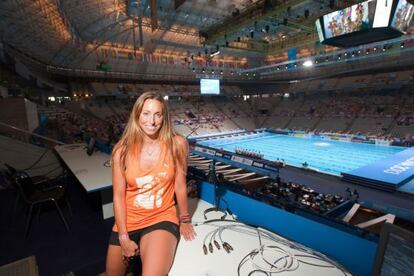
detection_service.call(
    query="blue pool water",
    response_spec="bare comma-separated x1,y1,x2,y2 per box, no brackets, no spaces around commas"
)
197,132,406,176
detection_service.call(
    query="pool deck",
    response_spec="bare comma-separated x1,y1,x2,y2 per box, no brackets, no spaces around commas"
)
279,165,414,213
398,178,414,195
342,146,414,192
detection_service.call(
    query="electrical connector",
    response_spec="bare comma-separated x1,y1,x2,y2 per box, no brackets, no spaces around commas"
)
208,242,213,253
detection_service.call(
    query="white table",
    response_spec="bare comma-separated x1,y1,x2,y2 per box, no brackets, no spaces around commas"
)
55,144,114,219
170,199,351,276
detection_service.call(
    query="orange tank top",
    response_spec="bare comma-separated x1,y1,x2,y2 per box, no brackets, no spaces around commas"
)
113,143,178,232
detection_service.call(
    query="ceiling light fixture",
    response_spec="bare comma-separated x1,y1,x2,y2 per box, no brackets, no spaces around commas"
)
210,50,220,57
303,60,313,67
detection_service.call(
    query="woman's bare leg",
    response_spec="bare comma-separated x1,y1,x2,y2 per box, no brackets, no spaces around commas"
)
106,244,128,276
139,230,178,276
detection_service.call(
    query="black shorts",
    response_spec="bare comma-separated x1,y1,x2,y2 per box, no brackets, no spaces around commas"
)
109,221,180,246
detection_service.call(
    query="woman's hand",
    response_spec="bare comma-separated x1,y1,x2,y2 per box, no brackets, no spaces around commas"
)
180,222,196,241
120,239,139,262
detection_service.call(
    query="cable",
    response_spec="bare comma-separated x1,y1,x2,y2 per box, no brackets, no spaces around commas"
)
193,218,239,226
25,162,59,170
202,228,219,254
197,221,350,276
256,230,297,273
294,254,336,267
247,270,269,276
22,148,50,170
104,159,111,167
42,166,62,176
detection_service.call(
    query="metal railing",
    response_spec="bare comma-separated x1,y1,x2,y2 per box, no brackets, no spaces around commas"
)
0,122,64,149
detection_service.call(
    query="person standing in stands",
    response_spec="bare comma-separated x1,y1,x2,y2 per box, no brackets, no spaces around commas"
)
106,92,196,276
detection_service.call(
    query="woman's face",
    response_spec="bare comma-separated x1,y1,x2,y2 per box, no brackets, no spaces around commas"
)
138,99,164,139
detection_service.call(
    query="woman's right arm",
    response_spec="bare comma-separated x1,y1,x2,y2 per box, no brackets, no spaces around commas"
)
112,148,138,257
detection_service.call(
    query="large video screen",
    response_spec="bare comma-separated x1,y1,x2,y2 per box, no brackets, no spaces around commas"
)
315,19,325,42
316,0,408,47
391,0,414,33
323,0,374,39
200,79,220,95
373,0,394,27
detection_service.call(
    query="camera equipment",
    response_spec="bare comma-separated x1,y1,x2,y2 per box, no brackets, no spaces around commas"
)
86,137,96,156
203,160,228,220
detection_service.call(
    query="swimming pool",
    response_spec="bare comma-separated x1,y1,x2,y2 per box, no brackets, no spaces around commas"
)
197,132,406,176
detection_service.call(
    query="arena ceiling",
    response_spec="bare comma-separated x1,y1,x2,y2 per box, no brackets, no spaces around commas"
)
0,1,363,63
0,0,413,82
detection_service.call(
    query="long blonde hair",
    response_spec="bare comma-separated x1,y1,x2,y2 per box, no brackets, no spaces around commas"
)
114,92,185,171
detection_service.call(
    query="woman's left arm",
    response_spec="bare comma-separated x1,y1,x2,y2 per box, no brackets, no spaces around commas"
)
174,135,196,241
